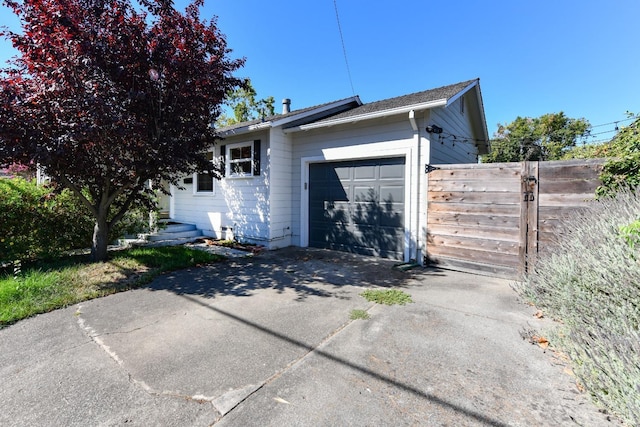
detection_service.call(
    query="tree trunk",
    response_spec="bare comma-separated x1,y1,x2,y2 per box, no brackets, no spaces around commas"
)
90,213,110,262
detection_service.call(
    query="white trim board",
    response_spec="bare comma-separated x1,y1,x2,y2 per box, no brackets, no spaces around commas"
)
300,146,413,262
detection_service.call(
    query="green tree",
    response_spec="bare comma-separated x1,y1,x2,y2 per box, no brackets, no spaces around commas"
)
216,79,275,126
596,114,640,196
483,113,591,162
0,0,243,261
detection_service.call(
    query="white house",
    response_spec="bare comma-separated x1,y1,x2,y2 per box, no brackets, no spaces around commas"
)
167,78,488,264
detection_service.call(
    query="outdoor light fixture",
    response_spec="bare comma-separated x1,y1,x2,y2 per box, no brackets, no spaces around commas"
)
426,125,443,134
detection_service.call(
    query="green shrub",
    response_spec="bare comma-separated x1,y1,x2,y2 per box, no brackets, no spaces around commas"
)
515,190,640,425
0,178,86,262
595,115,640,197
0,178,151,264
620,218,640,251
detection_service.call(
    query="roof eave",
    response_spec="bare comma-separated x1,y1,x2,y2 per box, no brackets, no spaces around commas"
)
271,96,361,128
217,122,269,137
217,96,362,137
286,98,448,133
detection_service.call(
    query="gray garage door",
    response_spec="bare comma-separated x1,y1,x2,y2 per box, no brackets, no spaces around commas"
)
309,157,405,260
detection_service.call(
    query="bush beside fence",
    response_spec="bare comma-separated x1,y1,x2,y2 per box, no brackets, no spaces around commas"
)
515,190,640,425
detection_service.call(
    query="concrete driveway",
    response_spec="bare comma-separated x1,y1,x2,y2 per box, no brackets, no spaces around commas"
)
0,248,615,426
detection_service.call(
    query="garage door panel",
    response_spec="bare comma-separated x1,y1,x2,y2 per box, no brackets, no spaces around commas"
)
334,165,351,180
309,166,328,181
379,211,403,228
379,163,405,179
353,186,376,202
380,185,404,203
330,187,349,201
309,157,405,260
353,165,376,180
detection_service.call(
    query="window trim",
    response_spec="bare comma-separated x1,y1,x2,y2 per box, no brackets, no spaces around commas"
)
193,150,216,195
225,140,260,179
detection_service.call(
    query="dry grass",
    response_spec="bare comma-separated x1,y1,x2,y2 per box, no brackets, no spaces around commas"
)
0,246,222,327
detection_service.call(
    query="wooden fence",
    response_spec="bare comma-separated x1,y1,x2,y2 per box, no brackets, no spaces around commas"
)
426,159,605,278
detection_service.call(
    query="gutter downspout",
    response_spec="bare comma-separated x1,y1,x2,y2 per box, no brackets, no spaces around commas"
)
408,110,420,262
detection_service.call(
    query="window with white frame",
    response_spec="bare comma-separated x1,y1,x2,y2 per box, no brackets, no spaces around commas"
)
194,151,215,194
224,140,260,178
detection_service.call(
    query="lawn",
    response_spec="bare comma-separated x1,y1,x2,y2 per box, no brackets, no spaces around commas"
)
0,246,223,327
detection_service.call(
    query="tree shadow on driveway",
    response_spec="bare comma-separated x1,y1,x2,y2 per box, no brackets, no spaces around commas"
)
146,246,443,301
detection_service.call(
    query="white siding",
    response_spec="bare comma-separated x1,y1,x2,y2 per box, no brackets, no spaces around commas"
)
290,114,423,262
429,97,480,165
171,131,271,245
267,128,294,248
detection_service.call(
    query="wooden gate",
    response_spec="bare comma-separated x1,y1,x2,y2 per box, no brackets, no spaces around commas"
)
426,159,604,278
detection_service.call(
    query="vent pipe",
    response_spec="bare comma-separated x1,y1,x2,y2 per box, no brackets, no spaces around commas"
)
282,98,291,114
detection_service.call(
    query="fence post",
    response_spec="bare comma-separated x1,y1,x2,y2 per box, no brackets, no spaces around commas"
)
518,161,540,275
526,162,539,271
518,162,529,276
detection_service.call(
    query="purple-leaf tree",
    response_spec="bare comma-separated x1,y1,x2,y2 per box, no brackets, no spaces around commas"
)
0,0,243,261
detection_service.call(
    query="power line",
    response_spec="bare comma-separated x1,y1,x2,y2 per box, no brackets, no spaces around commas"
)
333,0,355,96
589,116,636,129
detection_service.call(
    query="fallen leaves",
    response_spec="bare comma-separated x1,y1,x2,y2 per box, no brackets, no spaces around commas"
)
534,335,550,349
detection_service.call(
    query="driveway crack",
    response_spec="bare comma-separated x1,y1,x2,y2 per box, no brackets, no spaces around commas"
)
74,305,222,416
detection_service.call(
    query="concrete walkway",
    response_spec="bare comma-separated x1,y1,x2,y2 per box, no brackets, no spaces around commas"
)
0,248,616,426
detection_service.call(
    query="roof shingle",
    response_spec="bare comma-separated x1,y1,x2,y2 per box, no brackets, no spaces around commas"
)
311,79,478,124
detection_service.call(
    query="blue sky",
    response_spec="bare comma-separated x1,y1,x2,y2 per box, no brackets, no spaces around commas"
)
1,0,638,140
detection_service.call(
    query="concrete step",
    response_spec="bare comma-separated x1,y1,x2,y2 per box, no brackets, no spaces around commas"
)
163,223,197,233
147,223,202,242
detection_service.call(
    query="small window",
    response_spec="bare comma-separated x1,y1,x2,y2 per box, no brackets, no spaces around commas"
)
195,151,214,194
224,140,260,178
460,95,465,115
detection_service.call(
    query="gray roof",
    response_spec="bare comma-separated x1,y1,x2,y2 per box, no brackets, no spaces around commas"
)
216,79,479,133
216,96,362,133
311,79,478,124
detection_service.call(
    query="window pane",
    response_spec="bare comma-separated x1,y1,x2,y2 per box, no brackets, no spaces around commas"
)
240,146,252,158
231,161,252,175
197,173,213,192
229,146,251,160
230,144,252,161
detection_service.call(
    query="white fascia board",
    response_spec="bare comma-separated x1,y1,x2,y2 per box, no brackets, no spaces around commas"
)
218,124,266,138
474,84,490,143
444,80,478,108
217,96,361,137
270,96,361,128
287,99,447,133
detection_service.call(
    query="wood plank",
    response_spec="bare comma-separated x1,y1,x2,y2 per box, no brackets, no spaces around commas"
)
538,192,597,206
538,205,592,220
428,191,521,204
539,179,601,195
538,160,604,180
429,180,521,192
425,256,518,279
427,202,519,216
429,167,521,182
427,245,521,268
426,224,520,242
428,234,520,256
428,212,521,228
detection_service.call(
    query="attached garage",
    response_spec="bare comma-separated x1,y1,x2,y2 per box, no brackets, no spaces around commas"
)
308,157,406,260
175,78,488,266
